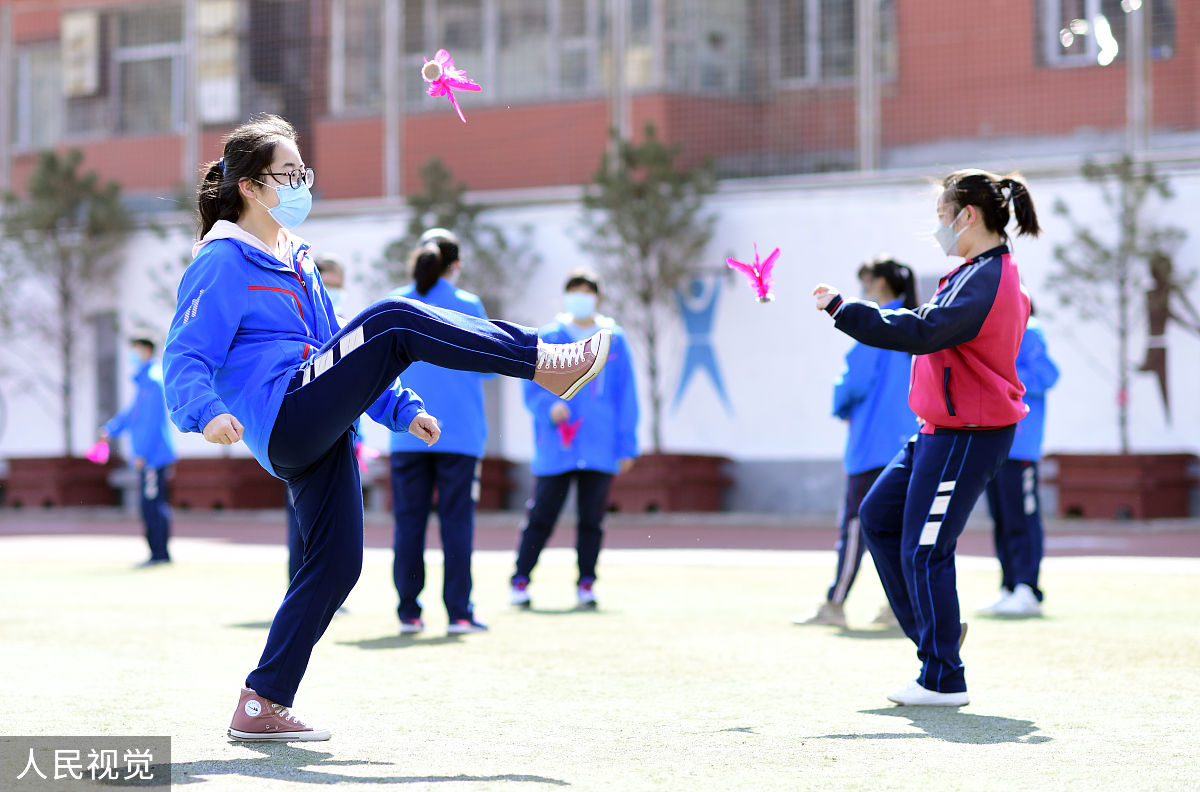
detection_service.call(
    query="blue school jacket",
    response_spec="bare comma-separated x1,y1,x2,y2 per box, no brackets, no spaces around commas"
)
104,360,178,469
163,223,423,477
388,279,492,458
1009,317,1059,461
523,316,639,476
832,298,917,475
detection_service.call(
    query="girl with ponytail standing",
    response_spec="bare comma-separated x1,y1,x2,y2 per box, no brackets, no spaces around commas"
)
796,257,918,629
812,170,1041,706
388,231,493,635
163,115,611,740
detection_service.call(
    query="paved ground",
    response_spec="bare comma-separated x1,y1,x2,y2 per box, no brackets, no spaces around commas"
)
3,506,1199,557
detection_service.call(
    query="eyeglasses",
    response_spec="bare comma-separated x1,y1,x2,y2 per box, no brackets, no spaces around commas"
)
258,167,315,190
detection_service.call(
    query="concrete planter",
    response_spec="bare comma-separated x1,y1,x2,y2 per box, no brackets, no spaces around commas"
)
608,453,732,512
374,455,516,513
172,457,285,510
1046,453,1197,519
3,456,122,508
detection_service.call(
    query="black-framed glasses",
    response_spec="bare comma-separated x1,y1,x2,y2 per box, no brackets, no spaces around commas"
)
258,167,315,190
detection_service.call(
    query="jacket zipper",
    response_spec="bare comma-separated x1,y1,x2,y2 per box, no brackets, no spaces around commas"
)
942,366,956,417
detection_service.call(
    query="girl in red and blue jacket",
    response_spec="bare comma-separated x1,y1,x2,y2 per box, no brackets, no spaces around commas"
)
163,115,610,741
813,169,1041,707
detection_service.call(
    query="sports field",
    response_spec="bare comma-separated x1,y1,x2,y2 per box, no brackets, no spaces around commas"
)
1,532,1197,791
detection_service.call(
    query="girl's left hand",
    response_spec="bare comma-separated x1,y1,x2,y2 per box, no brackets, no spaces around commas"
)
408,412,441,446
812,283,840,311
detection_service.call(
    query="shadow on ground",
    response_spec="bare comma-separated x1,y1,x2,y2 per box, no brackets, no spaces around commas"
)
819,708,1051,745
165,744,569,786
336,634,466,650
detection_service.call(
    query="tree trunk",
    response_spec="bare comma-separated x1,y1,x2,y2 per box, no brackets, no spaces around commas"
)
1116,184,1133,454
644,300,663,453
59,259,75,458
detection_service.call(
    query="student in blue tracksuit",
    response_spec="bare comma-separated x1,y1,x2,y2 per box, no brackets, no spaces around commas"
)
389,230,493,635
814,169,1042,707
163,115,610,741
980,307,1059,617
796,258,917,628
511,268,639,610
101,335,178,566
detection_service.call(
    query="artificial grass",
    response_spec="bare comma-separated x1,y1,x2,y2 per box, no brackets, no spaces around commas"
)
1,535,1197,791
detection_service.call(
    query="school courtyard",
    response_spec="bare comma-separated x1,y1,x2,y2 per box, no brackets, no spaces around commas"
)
1,508,1196,791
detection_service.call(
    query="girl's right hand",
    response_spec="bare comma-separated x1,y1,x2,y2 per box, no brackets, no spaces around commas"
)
203,413,244,445
812,283,840,311
550,402,570,424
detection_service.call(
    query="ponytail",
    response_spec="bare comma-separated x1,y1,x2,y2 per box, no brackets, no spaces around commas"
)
198,160,240,238
999,174,1042,238
410,242,447,295
895,263,919,309
196,113,297,239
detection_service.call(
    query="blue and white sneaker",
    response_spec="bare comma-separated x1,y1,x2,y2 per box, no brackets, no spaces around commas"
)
511,578,531,608
399,618,424,635
577,579,597,609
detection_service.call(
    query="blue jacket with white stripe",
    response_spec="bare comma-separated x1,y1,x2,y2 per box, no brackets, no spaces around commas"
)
163,222,422,477
104,360,178,469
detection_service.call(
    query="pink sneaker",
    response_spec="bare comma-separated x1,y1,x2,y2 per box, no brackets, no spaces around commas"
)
532,330,611,400
228,687,331,741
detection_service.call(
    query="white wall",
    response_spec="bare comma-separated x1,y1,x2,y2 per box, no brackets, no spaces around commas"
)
3,168,1198,462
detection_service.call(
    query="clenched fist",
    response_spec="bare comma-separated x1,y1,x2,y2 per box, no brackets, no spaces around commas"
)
203,413,244,445
408,412,441,446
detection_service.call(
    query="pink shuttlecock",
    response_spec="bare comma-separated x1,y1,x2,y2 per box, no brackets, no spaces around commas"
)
557,418,583,449
85,439,110,465
421,49,481,123
726,243,780,303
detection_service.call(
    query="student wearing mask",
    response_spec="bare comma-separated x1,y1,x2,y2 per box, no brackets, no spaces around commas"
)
164,114,610,740
813,169,1041,706
511,268,639,610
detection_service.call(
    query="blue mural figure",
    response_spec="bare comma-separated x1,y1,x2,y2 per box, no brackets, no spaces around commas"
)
672,274,733,415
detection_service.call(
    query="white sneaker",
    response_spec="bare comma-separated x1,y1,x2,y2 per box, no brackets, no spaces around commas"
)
871,604,899,626
977,588,1014,615
992,583,1042,617
793,601,845,627
576,580,597,609
510,579,531,608
887,681,969,707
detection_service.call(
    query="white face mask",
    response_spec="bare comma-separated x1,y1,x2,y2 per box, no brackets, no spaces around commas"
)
325,287,344,312
563,292,597,320
934,209,967,257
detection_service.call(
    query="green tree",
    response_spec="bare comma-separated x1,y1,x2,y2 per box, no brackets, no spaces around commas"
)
581,124,717,452
1048,156,1188,453
0,149,131,456
377,158,539,315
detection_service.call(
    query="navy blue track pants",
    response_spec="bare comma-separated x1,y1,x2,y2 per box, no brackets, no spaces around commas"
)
247,297,538,707
860,425,1015,694
984,459,1044,600
825,466,885,604
140,465,172,562
391,451,481,623
514,470,614,585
